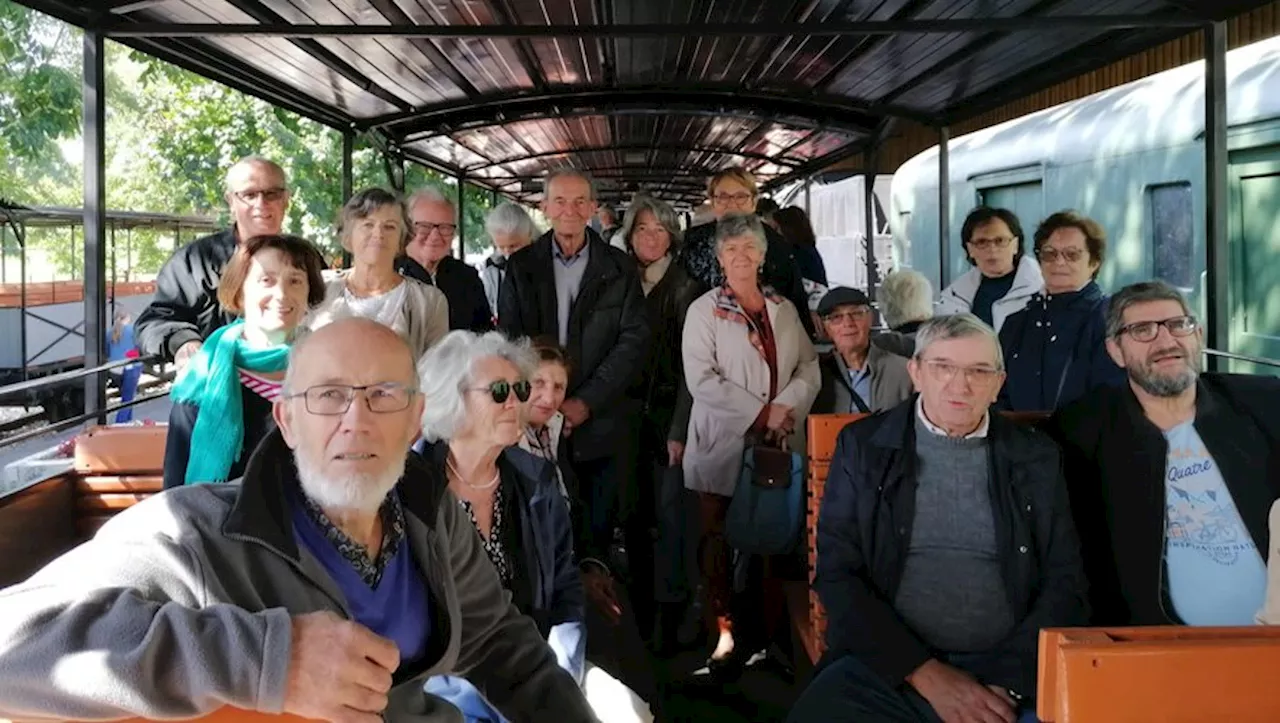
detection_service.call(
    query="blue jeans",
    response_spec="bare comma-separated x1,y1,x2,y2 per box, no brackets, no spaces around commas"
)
788,655,1040,723
114,365,141,423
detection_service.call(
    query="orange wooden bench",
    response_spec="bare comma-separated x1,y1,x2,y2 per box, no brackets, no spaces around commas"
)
1038,626,1280,722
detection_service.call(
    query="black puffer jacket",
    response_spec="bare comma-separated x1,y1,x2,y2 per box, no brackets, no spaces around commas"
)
498,230,650,461
628,260,700,444
676,220,815,336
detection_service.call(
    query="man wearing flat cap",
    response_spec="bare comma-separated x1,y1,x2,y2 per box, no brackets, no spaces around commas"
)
811,286,914,415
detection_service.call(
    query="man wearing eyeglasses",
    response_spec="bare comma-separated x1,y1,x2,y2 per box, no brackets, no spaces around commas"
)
794,313,1086,723
812,287,913,415
401,187,494,333
136,156,291,368
0,318,596,722
1050,280,1280,628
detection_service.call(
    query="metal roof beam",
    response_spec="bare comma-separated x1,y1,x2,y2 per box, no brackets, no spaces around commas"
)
103,16,1207,39
464,143,801,171
365,0,479,98
367,85,912,136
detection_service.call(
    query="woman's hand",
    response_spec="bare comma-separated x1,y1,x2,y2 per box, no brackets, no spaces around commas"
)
667,440,685,466
765,404,795,434
583,568,622,624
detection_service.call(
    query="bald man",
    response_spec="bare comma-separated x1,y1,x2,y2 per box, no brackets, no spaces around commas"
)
136,156,293,367
0,318,596,723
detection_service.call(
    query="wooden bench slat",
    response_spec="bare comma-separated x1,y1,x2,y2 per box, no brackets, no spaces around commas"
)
76,493,157,512
75,476,164,494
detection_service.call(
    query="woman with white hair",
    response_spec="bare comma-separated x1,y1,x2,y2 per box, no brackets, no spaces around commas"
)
682,212,820,681
418,331,654,723
872,268,935,358
481,202,538,320
306,188,449,360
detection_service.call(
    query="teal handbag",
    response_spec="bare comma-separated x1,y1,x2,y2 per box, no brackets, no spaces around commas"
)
725,441,805,555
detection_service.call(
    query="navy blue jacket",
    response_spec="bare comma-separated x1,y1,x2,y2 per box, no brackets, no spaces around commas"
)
998,281,1125,412
814,398,1088,698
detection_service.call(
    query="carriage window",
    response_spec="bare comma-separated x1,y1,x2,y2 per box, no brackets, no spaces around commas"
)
1148,183,1194,290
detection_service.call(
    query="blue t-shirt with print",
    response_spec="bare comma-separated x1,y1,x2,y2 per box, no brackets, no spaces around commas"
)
1163,420,1268,625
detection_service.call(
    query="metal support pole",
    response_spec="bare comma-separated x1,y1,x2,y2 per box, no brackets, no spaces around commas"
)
1205,21,1229,371
83,29,107,419
937,126,951,291
395,155,406,193
804,175,813,214
456,175,466,259
863,149,878,301
342,130,355,268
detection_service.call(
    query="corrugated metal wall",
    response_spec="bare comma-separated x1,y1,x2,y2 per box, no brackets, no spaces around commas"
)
845,2,1280,174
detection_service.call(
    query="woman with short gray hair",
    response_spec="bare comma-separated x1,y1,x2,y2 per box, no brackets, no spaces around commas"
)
418,330,655,722
681,211,819,680
481,203,539,319
305,187,448,361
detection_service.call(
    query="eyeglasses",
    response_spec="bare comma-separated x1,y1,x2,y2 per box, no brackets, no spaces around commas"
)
917,358,1003,387
1037,247,1087,264
232,188,287,204
413,222,458,238
1114,315,1198,342
284,383,417,415
468,379,532,404
824,309,871,325
712,192,754,204
966,236,1013,250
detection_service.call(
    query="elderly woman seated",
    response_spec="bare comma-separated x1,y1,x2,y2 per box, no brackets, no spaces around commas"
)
481,202,539,321
164,233,326,489
307,187,449,360
416,331,653,723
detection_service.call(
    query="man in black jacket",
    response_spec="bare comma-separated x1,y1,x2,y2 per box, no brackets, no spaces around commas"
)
404,187,494,332
499,168,650,619
791,313,1086,723
135,157,289,367
1049,280,1280,628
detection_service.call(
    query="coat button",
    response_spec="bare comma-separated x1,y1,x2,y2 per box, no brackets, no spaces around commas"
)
1035,321,1042,327
1019,545,1028,554
1049,334,1057,342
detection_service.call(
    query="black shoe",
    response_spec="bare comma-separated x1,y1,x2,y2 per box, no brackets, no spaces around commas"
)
685,646,757,686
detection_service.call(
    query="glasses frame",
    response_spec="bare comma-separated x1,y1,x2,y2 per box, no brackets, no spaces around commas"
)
823,308,872,325
283,383,418,416
1036,246,1088,264
232,187,287,205
413,221,458,238
965,236,1014,250
711,192,755,205
467,379,532,404
916,358,1004,387
1114,315,1199,342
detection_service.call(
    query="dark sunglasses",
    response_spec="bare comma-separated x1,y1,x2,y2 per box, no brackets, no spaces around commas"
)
469,379,532,404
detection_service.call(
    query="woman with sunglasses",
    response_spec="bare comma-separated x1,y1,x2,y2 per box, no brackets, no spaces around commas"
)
417,331,654,723
164,234,327,489
939,206,1044,333
999,210,1126,411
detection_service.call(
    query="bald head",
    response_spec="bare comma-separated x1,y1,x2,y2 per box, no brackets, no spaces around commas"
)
225,157,289,241
286,318,416,394
225,157,286,194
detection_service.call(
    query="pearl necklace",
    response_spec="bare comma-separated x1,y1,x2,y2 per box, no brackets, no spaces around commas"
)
446,457,500,490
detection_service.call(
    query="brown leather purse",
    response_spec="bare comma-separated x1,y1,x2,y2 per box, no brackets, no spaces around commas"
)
749,440,794,489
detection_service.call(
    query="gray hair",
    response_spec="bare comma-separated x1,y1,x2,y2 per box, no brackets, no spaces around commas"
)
284,318,417,395
543,168,597,201
418,330,538,443
484,202,538,243
714,213,768,256
878,269,934,329
406,186,456,218
224,156,287,194
1105,280,1193,339
336,187,411,247
619,194,683,253
913,313,1004,370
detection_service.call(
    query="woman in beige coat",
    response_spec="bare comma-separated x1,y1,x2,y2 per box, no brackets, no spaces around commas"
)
681,212,819,681
306,188,449,360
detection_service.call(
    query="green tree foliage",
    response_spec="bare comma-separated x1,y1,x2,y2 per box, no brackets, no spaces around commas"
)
1,0,502,280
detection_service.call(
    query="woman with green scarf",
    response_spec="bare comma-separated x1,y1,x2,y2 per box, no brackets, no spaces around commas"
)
163,234,327,489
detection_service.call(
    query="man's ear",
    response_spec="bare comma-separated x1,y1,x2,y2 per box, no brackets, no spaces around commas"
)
1105,337,1126,370
273,400,297,448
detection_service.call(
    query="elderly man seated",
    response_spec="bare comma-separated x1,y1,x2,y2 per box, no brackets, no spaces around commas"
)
789,314,1087,723
811,286,913,415
0,318,594,723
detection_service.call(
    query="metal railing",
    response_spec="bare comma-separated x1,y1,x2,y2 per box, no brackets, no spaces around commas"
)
0,354,170,452
1204,348,1280,370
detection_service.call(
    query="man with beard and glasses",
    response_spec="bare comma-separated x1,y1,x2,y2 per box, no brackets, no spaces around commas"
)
0,318,595,723
1050,280,1280,627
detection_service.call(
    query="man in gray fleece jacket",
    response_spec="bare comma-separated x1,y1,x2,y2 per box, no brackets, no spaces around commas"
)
0,318,596,722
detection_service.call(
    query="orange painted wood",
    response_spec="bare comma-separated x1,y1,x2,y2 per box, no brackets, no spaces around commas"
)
73,425,167,474
76,493,156,512
74,475,164,494
0,280,156,308
1038,627,1280,722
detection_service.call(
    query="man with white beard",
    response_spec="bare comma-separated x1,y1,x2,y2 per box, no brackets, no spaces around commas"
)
0,318,596,723
1050,280,1280,628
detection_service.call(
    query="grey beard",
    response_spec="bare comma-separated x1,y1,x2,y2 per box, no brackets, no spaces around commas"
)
294,450,404,515
1130,355,1200,398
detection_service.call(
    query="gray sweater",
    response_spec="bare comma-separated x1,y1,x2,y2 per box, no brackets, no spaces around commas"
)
895,415,1016,653
0,432,595,722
